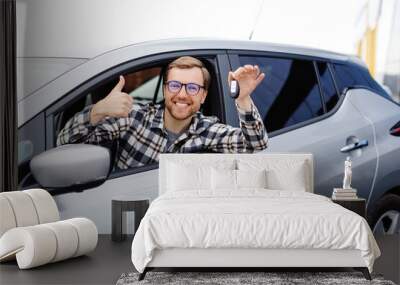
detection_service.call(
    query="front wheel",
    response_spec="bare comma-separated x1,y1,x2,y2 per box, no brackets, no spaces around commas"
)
371,193,400,235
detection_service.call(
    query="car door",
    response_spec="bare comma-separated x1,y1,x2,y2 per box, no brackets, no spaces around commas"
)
226,52,377,199
19,50,228,234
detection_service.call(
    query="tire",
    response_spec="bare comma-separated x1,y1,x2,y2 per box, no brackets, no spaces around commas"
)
370,193,400,235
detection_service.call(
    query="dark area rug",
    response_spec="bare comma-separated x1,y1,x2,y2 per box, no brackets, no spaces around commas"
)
116,271,396,285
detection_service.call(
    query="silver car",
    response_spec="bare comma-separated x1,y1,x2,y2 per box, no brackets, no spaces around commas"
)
17,39,400,235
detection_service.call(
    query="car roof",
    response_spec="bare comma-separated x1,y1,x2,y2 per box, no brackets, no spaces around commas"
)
101,38,365,65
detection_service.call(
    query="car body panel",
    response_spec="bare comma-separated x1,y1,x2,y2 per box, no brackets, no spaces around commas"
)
262,92,377,199
54,169,159,234
17,57,88,102
347,89,400,206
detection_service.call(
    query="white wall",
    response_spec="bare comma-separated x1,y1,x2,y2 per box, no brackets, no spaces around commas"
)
17,0,370,59
16,0,261,58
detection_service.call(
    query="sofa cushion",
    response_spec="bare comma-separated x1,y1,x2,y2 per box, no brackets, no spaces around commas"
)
0,196,16,237
0,189,59,238
0,189,98,270
1,192,39,227
0,218,97,269
42,221,79,262
24,189,60,224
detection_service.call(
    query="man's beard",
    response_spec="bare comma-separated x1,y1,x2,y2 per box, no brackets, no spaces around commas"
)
165,100,196,121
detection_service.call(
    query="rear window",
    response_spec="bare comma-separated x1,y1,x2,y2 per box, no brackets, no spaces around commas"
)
332,63,392,100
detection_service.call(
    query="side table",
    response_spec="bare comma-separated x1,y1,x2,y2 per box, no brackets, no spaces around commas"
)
332,198,366,218
112,196,150,242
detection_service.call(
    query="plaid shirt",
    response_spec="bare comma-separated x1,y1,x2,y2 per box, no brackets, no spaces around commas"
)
57,102,268,169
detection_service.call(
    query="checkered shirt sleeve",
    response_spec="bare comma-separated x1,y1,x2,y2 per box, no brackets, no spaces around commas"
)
56,105,135,146
205,101,268,153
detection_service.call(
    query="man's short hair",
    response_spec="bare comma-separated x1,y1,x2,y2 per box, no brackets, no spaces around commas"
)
163,56,211,90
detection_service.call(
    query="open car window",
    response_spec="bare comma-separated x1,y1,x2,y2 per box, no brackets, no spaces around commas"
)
55,66,164,135
51,56,222,177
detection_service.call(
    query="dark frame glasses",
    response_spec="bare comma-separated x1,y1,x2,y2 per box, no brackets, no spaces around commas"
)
165,80,204,96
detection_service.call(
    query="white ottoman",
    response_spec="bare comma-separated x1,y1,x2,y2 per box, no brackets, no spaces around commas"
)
0,189,98,269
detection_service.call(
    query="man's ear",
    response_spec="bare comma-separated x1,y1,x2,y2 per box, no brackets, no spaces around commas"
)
201,90,208,104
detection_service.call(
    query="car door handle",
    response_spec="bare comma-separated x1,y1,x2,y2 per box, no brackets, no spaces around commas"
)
340,139,369,153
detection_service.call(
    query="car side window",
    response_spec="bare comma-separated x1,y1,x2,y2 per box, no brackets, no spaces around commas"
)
53,66,164,174
55,67,163,134
126,67,163,103
52,56,222,176
316,62,339,112
331,63,371,94
332,63,393,101
238,56,324,133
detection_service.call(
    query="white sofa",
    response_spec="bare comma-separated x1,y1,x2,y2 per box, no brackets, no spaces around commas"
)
0,189,98,269
132,153,379,281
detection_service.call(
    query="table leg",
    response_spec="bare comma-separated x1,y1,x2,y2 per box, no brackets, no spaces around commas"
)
112,200,123,242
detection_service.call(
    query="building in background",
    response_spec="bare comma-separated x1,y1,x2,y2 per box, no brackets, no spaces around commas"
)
356,0,400,102
383,2,400,102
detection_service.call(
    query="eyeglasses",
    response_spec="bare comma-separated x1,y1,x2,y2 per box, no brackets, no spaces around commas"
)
165,80,204,96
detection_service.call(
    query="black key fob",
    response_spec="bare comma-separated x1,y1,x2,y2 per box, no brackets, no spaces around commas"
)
230,80,240,99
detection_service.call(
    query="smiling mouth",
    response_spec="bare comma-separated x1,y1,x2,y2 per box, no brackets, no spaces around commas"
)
174,102,190,108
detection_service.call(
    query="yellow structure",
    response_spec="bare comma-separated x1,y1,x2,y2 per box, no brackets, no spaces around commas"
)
356,0,380,77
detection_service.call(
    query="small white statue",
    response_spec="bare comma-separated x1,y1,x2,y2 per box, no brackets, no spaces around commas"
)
342,156,352,189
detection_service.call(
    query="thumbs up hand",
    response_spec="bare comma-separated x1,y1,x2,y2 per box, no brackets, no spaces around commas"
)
90,76,134,125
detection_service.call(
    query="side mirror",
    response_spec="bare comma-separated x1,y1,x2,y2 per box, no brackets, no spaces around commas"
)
30,144,111,194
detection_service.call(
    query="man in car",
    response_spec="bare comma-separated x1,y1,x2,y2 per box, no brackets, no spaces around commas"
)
57,56,268,169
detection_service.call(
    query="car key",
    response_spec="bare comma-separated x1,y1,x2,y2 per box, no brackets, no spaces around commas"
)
230,80,240,99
